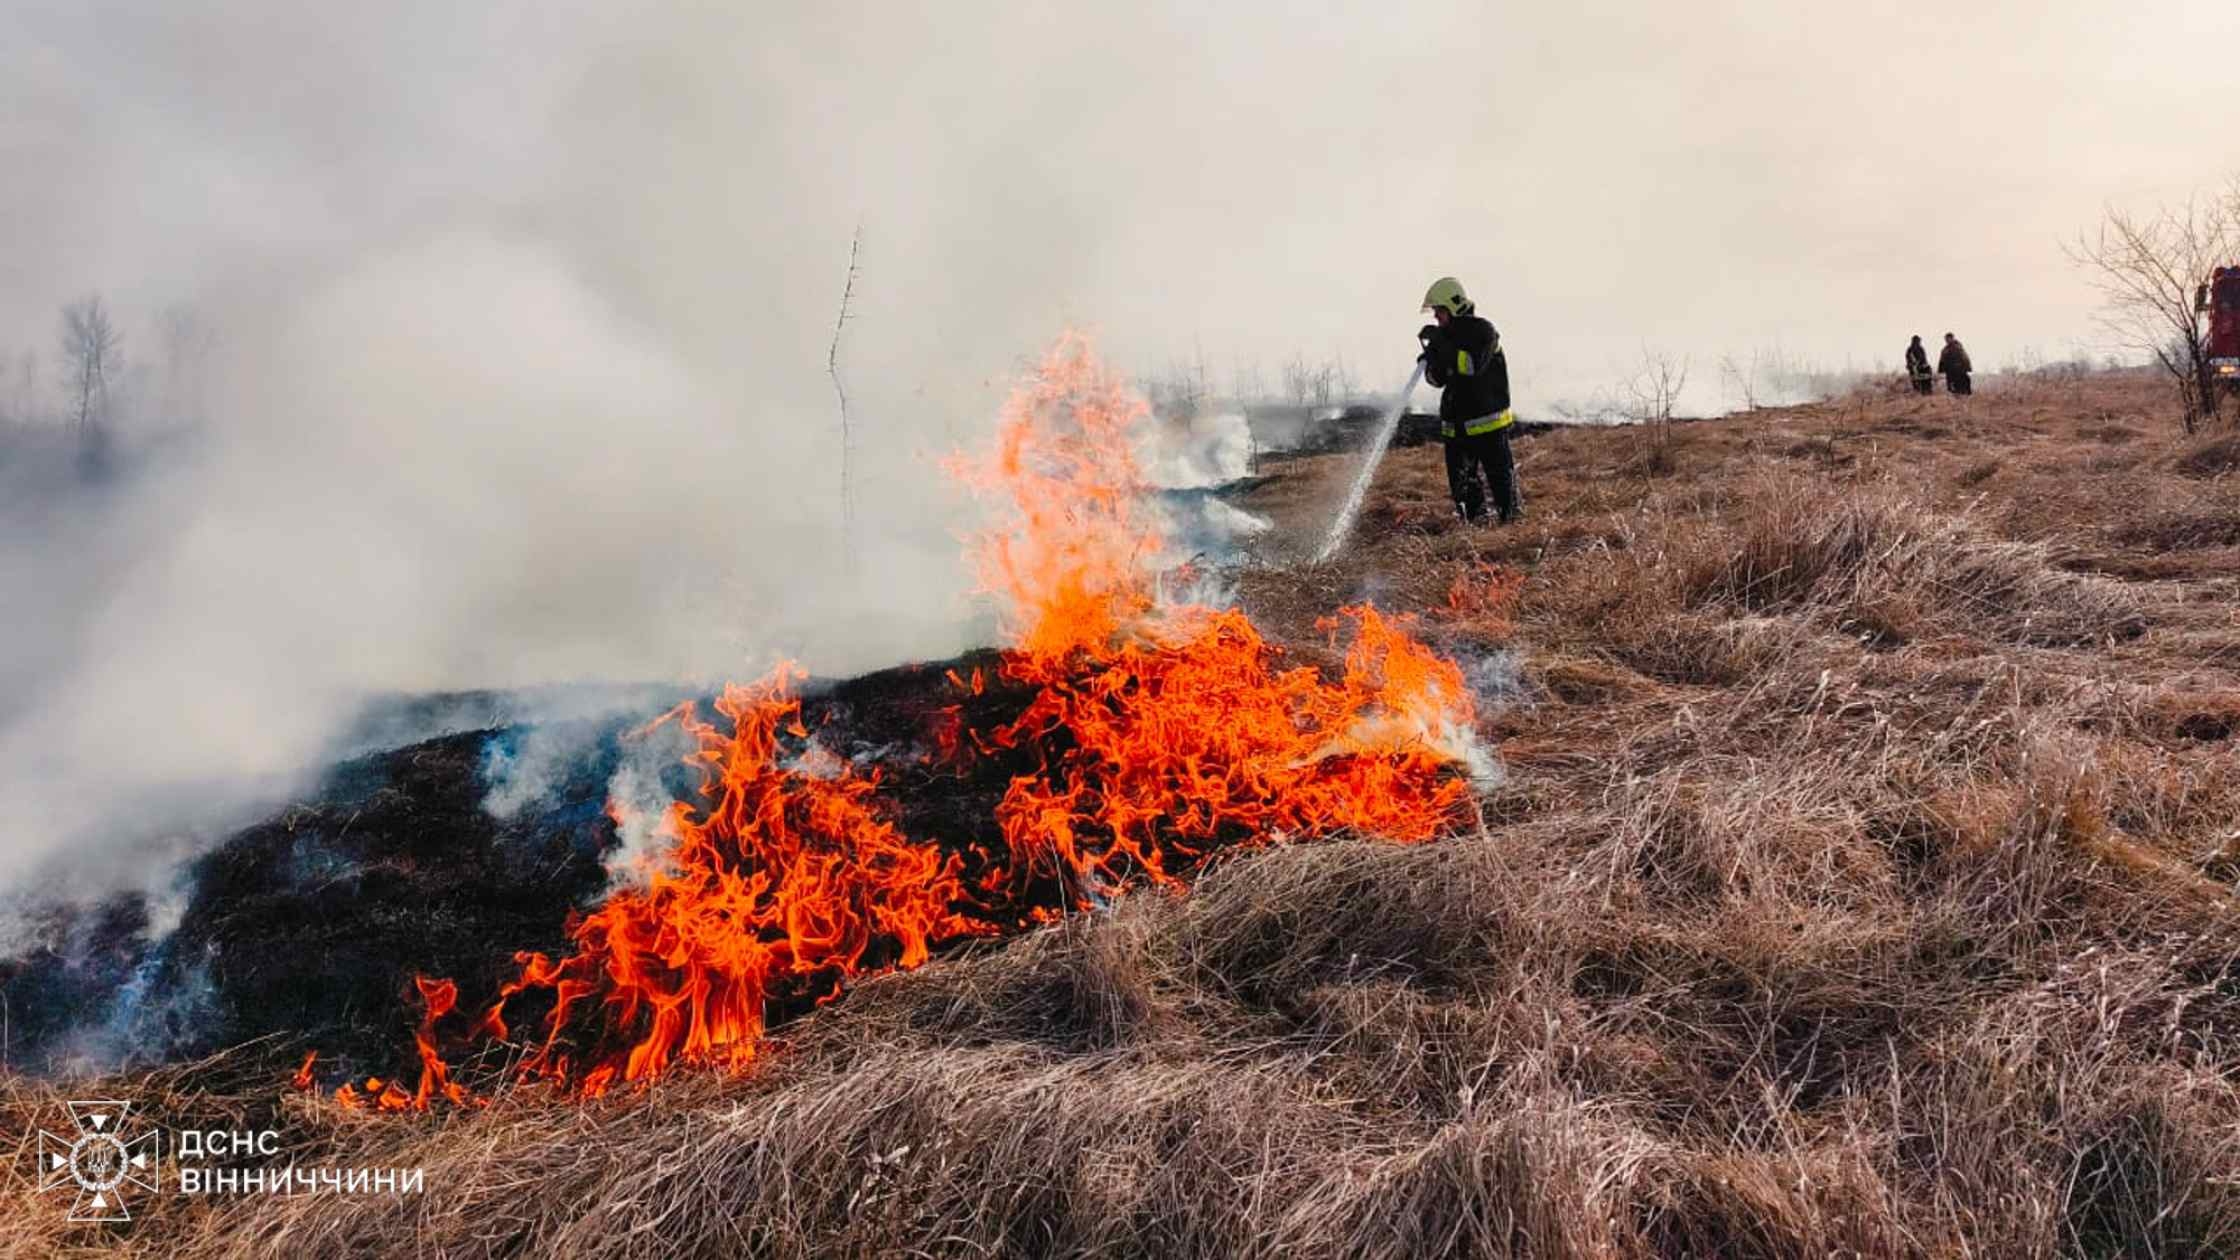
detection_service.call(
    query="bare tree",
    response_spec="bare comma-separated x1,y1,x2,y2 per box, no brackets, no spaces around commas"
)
1717,344,1821,411
60,296,121,462
1139,370,1181,419
1282,353,1312,407
1623,348,1689,424
1144,355,1209,421
1276,353,1353,410
1718,353,1759,411
1230,359,1266,406
2067,181,2240,431
1622,347,1689,475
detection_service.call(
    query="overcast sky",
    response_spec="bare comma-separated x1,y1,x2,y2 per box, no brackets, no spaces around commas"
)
0,1,2234,879
5,1,2234,414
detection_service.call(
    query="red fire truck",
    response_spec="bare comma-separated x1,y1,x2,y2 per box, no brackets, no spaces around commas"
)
2199,266,2240,397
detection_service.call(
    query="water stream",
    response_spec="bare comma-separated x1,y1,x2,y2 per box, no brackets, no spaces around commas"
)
1311,362,1423,563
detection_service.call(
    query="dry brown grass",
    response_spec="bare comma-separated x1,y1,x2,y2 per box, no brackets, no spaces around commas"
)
8,370,2240,1258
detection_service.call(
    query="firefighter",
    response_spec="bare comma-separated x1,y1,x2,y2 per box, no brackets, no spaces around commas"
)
1937,332,1973,396
1417,276,1520,524
1905,335,1933,395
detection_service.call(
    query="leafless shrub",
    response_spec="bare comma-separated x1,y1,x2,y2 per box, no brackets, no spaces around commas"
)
1280,353,1359,410
1718,353,1759,412
1622,348,1689,476
1717,345,1823,411
2068,178,2240,430
60,295,120,468
1143,355,1212,421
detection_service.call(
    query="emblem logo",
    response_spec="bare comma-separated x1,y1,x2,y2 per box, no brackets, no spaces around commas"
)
36,1100,161,1222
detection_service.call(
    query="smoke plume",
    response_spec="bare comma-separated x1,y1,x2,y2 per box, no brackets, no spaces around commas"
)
2,0,2231,890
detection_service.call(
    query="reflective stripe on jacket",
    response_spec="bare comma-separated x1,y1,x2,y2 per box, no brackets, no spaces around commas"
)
1445,408,1515,438
1422,312,1511,427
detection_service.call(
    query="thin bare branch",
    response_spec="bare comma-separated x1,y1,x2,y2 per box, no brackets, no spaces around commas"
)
829,222,864,562
2066,186,2240,429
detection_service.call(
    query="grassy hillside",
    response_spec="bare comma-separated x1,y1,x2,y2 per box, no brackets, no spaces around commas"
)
7,370,2239,1258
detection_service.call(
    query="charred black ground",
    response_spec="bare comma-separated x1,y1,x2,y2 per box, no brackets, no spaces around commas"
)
0,403,1356,1085
0,649,1037,1078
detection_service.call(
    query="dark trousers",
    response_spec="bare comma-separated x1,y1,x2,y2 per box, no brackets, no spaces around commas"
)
1945,372,1971,396
1443,426,1519,523
1909,372,1933,395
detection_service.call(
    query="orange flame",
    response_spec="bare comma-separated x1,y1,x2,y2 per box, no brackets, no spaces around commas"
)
463,667,993,1096
311,980,469,1111
984,605,1472,901
948,332,1475,900
1442,561,1525,635
943,331,1163,665
410,977,467,1108
365,332,1482,1103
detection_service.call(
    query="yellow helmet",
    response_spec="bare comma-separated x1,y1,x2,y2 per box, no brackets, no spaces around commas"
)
1422,276,1470,316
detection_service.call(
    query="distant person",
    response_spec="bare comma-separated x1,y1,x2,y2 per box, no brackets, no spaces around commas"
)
1938,332,1973,396
1905,335,1934,395
1417,276,1520,524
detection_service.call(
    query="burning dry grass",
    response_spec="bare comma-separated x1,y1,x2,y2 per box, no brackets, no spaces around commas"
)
10,370,2240,1257
316,335,1490,1107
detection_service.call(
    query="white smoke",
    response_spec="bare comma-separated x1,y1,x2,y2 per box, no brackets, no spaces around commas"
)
482,726,589,823
1135,409,1272,570
1199,498,1273,538
599,721,698,893
1138,411,1254,490
2,0,2179,893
